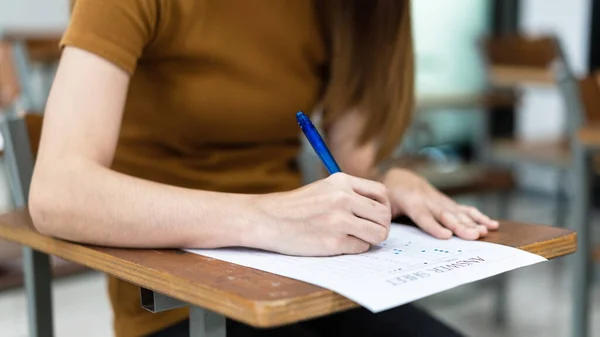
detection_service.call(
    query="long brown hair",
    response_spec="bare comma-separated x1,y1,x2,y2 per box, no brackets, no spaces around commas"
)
320,0,414,163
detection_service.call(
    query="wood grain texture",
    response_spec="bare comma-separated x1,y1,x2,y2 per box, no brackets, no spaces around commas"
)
0,209,576,328
478,222,576,260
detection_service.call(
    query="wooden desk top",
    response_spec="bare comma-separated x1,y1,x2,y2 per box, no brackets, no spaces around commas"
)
0,209,576,328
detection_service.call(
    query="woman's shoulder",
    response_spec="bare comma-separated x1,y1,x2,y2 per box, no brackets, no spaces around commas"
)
63,0,170,74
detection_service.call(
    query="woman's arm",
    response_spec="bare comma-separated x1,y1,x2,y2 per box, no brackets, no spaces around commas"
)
30,47,260,248
327,110,499,240
326,109,379,179
29,47,392,256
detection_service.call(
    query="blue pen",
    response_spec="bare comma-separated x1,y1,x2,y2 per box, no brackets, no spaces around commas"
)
296,111,341,174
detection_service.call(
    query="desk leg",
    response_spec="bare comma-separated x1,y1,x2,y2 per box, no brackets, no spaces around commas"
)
23,247,54,337
554,168,569,228
571,144,592,337
493,191,510,327
190,306,226,337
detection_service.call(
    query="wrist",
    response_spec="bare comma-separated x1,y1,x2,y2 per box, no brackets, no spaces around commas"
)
380,168,425,216
185,192,268,249
235,193,282,251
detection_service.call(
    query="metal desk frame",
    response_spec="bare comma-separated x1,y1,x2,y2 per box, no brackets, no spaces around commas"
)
571,139,595,337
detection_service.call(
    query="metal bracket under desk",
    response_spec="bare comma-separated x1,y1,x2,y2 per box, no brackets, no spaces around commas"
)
140,288,226,337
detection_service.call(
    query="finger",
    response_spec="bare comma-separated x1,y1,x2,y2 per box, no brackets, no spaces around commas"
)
459,205,500,230
346,175,391,208
457,211,487,239
456,211,478,228
412,210,453,239
341,235,371,254
345,216,390,245
350,194,392,229
477,225,489,237
423,199,479,239
455,211,486,239
438,211,481,240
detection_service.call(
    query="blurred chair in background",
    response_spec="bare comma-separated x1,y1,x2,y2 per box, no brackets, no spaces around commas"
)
389,85,518,211
375,55,522,327
386,33,583,328
570,71,600,337
0,40,21,276
479,34,581,228
0,37,87,294
1,28,62,111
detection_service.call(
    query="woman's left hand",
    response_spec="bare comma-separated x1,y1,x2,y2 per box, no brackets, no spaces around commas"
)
382,168,499,240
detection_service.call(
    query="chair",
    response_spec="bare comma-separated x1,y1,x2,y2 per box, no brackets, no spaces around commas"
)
0,38,87,297
0,41,25,266
345,54,519,327
2,28,62,110
387,35,577,327
404,39,524,211
479,34,582,228
568,71,600,337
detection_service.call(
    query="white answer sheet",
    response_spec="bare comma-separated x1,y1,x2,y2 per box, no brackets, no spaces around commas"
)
186,223,546,312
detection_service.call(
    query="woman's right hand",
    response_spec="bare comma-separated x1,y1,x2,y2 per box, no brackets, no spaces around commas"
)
248,173,392,256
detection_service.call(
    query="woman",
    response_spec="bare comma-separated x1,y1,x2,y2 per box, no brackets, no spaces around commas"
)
29,1,498,336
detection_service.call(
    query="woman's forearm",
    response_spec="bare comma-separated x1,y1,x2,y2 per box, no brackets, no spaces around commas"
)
29,159,260,249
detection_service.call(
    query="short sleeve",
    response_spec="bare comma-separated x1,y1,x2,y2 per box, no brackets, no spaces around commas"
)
60,0,159,74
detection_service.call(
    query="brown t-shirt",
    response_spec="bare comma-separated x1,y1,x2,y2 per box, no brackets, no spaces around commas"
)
61,1,327,336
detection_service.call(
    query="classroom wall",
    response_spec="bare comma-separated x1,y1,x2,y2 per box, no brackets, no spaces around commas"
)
0,0,68,30
516,0,591,193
